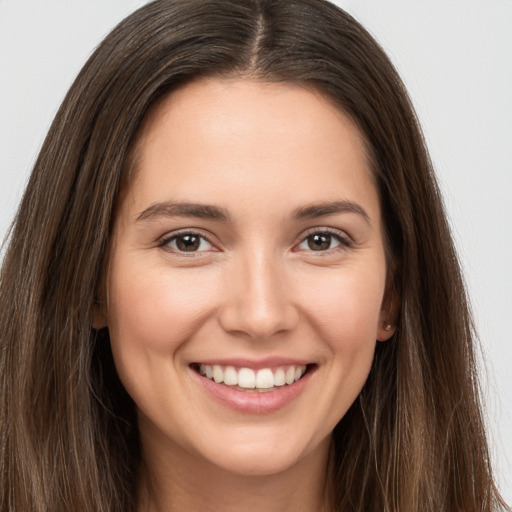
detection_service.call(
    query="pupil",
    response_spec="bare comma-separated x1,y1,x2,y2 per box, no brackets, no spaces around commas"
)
177,235,200,252
308,233,331,251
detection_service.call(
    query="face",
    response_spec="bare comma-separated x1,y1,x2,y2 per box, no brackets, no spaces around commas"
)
97,78,395,478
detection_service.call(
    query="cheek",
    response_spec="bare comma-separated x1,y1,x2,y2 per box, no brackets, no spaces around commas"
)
105,258,223,414
283,265,386,438
107,261,220,354
297,265,386,349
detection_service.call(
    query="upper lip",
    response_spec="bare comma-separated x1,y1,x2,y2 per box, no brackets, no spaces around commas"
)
190,357,313,370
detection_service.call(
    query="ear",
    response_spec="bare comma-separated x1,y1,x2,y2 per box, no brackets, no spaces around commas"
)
376,283,399,342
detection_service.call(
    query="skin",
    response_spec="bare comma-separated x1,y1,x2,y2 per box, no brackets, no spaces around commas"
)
95,78,395,512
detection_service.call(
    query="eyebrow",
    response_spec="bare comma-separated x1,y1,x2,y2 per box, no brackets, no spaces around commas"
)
135,199,370,225
136,201,231,223
292,200,371,225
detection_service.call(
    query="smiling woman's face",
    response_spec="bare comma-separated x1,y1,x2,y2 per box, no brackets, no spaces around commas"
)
98,78,395,478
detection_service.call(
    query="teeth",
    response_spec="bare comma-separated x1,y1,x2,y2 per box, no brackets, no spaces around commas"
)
223,366,238,386
212,365,223,383
255,368,274,389
197,364,307,389
274,368,285,386
285,366,296,385
238,368,256,388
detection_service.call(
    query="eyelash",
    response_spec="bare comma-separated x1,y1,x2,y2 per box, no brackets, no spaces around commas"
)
294,228,353,254
158,228,353,256
158,230,216,256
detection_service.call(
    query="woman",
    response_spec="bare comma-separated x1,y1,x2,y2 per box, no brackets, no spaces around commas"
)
0,0,508,510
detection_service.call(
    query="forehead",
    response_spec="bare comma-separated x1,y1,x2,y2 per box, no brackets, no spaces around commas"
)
121,78,379,223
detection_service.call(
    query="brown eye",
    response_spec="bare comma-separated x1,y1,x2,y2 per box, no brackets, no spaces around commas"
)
296,230,347,253
307,233,332,251
162,233,214,253
176,234,201,251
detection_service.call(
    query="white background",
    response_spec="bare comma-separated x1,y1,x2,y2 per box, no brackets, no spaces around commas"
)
1,0,510,500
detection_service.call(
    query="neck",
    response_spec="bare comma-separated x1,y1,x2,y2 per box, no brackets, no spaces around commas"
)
137,432,333,512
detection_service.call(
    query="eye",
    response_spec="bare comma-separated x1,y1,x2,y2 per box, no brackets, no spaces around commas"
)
296,230,350,252
160,232,215,253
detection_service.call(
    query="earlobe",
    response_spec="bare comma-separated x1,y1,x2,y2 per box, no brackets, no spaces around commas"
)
377,284,399,342
377,320,396,342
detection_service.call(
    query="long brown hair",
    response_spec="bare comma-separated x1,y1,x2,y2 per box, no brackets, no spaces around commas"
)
0,1,508,510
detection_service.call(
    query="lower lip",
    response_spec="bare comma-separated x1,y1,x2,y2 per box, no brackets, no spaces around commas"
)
191,368,312,414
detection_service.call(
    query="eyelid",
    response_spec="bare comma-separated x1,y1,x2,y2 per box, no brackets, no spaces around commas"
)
156,226,353,255
293,227,353,252
158,229,220,254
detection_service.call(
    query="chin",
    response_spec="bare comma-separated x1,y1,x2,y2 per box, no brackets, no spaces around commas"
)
217,452,298,477
192,430,330,478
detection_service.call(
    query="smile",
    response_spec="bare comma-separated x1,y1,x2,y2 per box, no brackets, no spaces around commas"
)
190,362,315,413
195,364,308,391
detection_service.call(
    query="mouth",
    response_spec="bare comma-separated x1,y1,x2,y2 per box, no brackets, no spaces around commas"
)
190,363,315,393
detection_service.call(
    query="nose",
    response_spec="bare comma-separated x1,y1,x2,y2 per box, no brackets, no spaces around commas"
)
217,251,299,340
